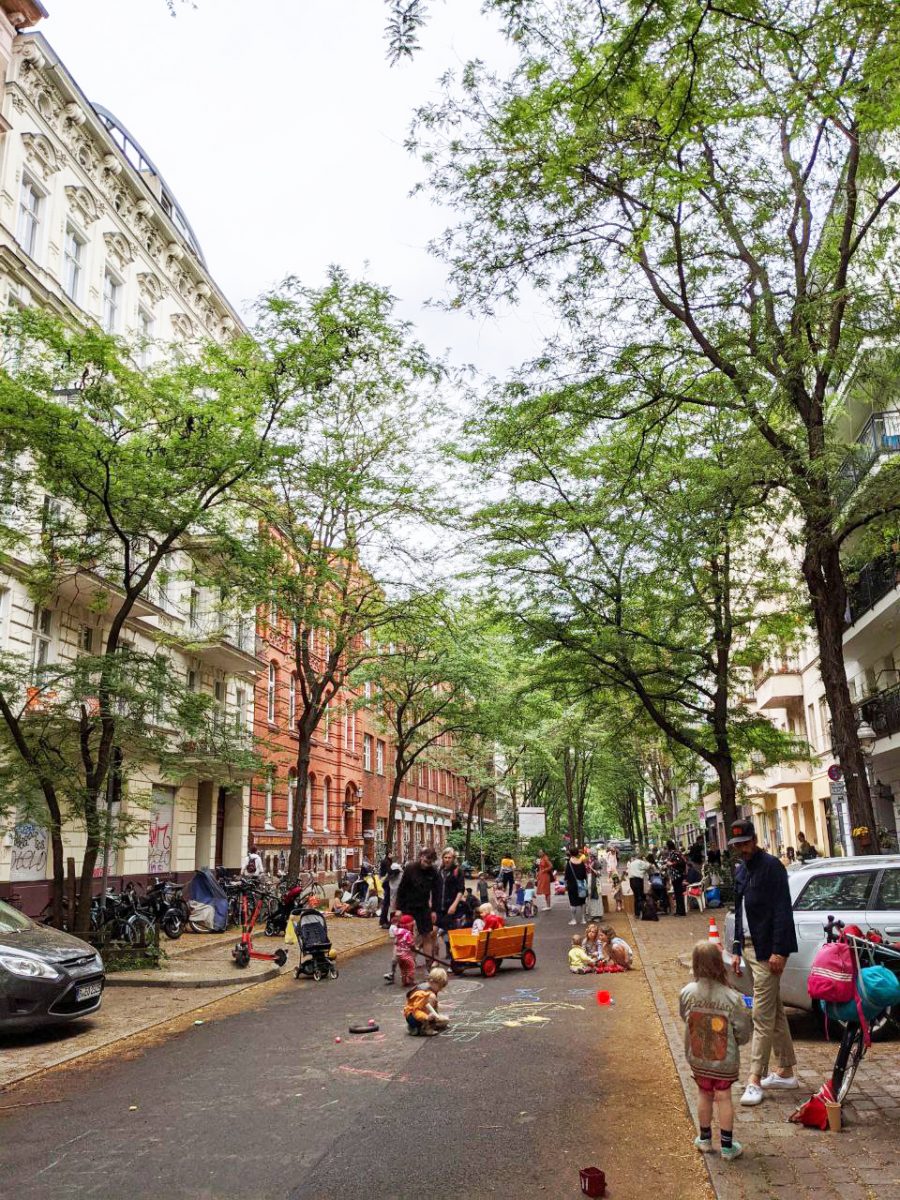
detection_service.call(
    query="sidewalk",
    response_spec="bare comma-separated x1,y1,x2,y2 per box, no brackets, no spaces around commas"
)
631,909,900,1200
0,916,388,1093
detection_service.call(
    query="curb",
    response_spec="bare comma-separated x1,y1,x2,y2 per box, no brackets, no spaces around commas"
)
628,915,725,1200
0,932,387,1096
105,964,282,989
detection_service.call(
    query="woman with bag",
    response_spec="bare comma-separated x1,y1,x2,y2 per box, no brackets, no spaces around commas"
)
587,851,605,919
565,849,589,925
536,851,554,911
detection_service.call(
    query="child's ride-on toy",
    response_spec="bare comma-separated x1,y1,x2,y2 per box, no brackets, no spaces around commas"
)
232,892,288,969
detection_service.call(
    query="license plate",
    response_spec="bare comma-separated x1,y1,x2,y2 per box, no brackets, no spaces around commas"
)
76,981,102,1002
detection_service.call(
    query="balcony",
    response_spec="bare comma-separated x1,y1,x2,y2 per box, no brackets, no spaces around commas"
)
845,551,900,628
858,682,900,742
754,667,804,711
54,565,164,620
179,728,257,780
183,613,262,675
762,761,812,791
835,410,900,507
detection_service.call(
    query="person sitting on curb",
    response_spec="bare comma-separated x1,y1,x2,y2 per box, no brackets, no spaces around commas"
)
728,819,799,1107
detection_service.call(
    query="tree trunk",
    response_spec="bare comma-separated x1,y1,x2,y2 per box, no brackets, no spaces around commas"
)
76,793,101,933
802,536,877,853
287,724,314,879
384,774,404,859
715,759,739,836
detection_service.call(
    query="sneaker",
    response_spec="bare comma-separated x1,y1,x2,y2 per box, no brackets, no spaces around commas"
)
693,1136,713,1154
720,1141,743,1161
568,919,577,925
740,1083,765,1106
760,1073,799,1090
383,973,394,984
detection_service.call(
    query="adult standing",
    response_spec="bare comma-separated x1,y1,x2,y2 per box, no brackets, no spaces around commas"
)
396,848,440,964
587,851,604,919
564,849,589,925
605,844,619,877
728,819,799,1107
536,851,554,911
665,839,688,917
688,836,705,869
498,853,517,896
627,850,651,920
433,847,465,937
378,851,393,928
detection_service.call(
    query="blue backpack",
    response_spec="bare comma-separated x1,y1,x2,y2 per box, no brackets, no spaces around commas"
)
824,965,900,1024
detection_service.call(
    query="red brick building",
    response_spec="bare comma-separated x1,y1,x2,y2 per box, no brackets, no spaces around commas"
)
248,610,474,876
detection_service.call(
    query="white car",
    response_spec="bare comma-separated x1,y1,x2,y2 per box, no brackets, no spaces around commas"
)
724,854,900,1010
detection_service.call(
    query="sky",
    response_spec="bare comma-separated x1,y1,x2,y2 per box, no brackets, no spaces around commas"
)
36,0,549,378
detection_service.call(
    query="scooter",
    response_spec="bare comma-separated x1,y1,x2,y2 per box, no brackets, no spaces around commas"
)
232,892,288,969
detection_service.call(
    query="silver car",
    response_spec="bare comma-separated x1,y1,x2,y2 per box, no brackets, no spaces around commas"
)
724,854,900,1010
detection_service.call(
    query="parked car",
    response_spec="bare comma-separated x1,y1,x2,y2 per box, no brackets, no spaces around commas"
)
724,854,900,1010
0,900,105,1030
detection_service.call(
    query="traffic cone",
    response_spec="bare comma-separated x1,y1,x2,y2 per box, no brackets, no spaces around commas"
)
708,915,722,947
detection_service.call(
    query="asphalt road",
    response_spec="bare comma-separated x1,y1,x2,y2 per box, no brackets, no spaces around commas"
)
0,908,631,1200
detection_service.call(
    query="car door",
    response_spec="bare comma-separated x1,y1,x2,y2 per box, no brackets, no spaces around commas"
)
787,866,882,1008
869,864,900,944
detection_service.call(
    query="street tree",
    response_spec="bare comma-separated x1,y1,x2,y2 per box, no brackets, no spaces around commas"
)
413,0,900,848
249,269,443,880
0,310,280,928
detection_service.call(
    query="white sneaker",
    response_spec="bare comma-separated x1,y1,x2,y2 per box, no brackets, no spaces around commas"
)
761,1073,799,1090
740,1083,765,1106
568,919,577,926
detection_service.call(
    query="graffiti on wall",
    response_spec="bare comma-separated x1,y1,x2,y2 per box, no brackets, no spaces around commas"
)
149,789,175,874
9,821,49,881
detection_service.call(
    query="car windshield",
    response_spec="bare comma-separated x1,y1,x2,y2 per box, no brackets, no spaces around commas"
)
0,900,35,933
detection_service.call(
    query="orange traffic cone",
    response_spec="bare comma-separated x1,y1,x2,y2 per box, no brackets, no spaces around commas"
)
708,915,722,947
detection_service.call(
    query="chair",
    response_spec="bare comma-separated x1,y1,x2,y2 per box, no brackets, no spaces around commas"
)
686,875,708,912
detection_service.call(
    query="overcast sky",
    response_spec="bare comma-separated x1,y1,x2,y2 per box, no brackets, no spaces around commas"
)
38,0,548,378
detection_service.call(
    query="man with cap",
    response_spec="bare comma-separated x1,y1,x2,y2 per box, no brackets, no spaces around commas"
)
728,819,799,1106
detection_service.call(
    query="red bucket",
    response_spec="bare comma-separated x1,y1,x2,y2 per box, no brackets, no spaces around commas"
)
580,1167,607,1197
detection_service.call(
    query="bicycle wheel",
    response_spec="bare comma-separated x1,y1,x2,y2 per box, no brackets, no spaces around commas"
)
832,1024,865,1103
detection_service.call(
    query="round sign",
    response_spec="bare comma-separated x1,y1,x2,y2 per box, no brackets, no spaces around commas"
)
827,764,843,782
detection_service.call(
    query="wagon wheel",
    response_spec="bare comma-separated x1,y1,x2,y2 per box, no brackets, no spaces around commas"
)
522,949,537,970
480,956,499,978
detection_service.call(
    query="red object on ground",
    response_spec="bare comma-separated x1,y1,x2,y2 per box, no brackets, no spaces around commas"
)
580,1166,607,1196
483,914,505,930
596,990,612,1005
594,962,624,974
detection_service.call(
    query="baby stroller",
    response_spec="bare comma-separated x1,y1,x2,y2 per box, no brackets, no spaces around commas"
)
293,906,338,981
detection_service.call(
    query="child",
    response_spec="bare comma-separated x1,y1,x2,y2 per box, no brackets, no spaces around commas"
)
492,879,509,916
523,879,536,917
515,880,526,909
568,934,595,974
679,941,752,1162
404,966,450,1036
610,870,624,912
384,912,416,987
583,923,602,961
476,873,490,904
597,924,633,969
471,902,491,934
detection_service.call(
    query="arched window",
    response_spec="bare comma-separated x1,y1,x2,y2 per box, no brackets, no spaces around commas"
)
267,661,277,723
289,675,296,727
287,771,296,830
306,774,315,832
322,777,331,833
264,772,273,828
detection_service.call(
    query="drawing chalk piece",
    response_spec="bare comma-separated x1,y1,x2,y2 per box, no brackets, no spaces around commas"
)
334,1036,342,1043
128,1106,138,1111
596,990,611,1005
194,1020,204,1025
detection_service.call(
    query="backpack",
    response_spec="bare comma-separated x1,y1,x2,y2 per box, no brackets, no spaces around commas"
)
807,938,855,1005
245,855,257,875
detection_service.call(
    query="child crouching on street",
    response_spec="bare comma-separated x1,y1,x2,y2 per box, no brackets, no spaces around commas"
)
385,912,416,987
568,934,595,973
598,924,633,969
679,941,752,1162
404,966,450,1036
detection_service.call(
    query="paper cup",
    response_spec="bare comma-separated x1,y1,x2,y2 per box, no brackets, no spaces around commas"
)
824,1100,842,1132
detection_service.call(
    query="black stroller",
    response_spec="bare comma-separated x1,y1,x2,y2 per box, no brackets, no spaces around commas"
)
293,907,338,981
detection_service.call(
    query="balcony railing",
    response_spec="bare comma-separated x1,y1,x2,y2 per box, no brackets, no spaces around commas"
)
835,410,900,505
846,551,900,626
189,612,256,655
858,682,900,741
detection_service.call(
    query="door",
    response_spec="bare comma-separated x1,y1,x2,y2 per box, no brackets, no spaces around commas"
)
789,866,882,1007
214,786,226,870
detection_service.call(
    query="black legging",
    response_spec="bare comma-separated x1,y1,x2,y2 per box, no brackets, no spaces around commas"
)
672,875,686,916
500,869,514,896
629,876,645,919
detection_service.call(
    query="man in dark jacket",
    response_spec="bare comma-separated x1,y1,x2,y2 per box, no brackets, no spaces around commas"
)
396,848,439,962
729,819,799,1107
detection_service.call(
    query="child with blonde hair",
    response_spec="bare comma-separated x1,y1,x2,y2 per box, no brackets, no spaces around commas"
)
679,941,752,1161
583,923,602,960
568,934,595,974
404,966,450,1036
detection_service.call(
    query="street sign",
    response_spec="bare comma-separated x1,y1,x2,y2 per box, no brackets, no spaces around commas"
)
827,764,843,782
829,779,847,799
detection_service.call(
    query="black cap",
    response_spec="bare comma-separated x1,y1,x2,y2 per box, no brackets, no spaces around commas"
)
727,819,756,846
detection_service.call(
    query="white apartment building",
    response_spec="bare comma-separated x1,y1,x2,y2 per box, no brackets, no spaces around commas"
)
0,5,261,914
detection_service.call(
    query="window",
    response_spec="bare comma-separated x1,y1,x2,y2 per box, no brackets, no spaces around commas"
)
363,733,373,772
77,624,93,653
235,686,247,733
322,777,330,832
264,775,273,828
188,588,200,629
306,776,314,832
364,680,372,701
376,739,385,776
213,680,225,728
794,870,879,912
874,868,900,911
102,269,122,333
418,763,424,787
324,705,330,742
41,494,61,532
137,306,154,366
267,662,277,723
17,177,42,257
289,675,296,726
63,225,85,301
268,600,278,628
287,775,295,830
31,606,52,679
186,668,197,692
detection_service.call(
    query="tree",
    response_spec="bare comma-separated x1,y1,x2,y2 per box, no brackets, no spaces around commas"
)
464,397,803,832
414,0,900,852
249,269,442,880
0,310,279,928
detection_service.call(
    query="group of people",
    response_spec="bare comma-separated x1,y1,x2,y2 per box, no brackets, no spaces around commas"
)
625,838,709,920
568,923,634,973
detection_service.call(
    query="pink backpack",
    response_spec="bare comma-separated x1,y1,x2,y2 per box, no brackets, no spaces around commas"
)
807,938,855,1004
